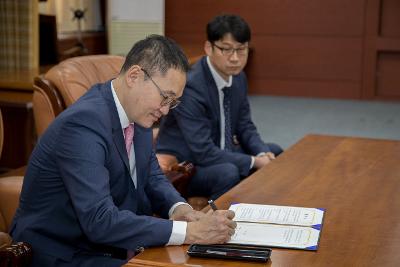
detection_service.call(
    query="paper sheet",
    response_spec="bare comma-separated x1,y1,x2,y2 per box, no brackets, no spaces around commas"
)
230,203,324,226
227,203,325,250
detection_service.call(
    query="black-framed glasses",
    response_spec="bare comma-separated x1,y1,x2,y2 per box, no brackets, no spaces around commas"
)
141,68,181,109
212,43,249,57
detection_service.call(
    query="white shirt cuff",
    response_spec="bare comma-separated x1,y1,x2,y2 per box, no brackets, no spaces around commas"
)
250,156,255,169
251,152,268,169
166,202,192,245
166,221,187,245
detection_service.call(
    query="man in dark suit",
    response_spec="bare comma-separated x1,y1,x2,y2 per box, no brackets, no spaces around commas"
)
10,35,236,267
157,15,283,200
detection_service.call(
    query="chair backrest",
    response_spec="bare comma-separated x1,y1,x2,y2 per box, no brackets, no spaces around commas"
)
0,109,3,160
33,54,203,137
33,55,125,136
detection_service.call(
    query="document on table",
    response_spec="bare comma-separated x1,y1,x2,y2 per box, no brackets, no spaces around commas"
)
228,203,325,250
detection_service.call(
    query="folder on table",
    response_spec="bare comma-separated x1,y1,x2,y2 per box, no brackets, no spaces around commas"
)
228,203,325,251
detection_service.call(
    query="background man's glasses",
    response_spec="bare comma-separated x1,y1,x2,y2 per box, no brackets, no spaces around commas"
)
212,43,249,57
141,68,181,109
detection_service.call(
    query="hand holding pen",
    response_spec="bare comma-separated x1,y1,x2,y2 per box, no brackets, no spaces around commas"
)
208,199,218,211
184,200,236,244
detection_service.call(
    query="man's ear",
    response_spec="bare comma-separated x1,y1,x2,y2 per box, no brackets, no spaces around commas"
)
204,41,213,56
125,65,142,87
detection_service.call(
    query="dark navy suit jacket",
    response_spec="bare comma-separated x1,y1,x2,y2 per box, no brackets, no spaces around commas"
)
157,56,271,177
10,81,185,266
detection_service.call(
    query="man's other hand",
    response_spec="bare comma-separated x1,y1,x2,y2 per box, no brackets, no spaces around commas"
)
253,154,273,169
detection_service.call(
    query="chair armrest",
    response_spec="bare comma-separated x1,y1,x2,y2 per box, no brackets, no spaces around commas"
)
0,232,12,249
164,161,195,197
0,242,33,267
170,161,195,175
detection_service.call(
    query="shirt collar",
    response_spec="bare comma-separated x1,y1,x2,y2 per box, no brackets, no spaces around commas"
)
111,80,131,130
206,56,232,91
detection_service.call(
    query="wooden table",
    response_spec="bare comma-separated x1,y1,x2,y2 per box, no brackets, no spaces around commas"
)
126,134,400,266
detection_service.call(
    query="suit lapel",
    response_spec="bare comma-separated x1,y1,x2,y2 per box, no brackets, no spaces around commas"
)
229,80,240,132
202,57,222,138
202,58,221,121
113,129,130,172
133,124,151,188
101,81,131,172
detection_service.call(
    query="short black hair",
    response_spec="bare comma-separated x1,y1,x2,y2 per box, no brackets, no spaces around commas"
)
206,14,251,44
120,34,189,76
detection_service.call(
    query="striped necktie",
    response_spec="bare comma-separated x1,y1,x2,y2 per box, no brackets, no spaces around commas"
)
124,123,134,157
222,87,233,151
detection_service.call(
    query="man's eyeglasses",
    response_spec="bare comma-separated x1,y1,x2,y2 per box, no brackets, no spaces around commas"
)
141,68,181,109
212,43,249,57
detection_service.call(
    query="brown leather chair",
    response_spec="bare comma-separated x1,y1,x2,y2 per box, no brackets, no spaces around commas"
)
0,109,20,248
0,176,22,248
32,55,206,210
0,110,3,154
0,109,32,266
33,55,124,136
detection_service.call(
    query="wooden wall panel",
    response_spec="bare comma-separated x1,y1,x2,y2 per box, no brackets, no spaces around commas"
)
376,52,400,97
166,0,399,100
246,36,362,97
380,0,400,37
244,1,364,36
362,0,400,100
166,0,365,36
247,37,362,81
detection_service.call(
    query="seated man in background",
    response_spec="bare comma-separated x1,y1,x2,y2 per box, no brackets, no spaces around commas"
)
10,35,236,267
157,14,283,201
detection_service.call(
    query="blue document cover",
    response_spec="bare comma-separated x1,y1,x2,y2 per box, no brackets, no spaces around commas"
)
228,203,325,251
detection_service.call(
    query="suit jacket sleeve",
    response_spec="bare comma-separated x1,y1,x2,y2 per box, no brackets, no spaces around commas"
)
235,74,271,155
144,149,186,219
55,110,175,250
173,83,252,177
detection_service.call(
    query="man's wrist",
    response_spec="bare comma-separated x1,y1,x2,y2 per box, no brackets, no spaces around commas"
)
169,202,192,218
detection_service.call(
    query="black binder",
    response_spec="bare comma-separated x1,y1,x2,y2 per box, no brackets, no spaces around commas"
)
187,244,271,262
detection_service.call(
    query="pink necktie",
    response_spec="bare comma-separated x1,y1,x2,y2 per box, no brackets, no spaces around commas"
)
124,124,134,157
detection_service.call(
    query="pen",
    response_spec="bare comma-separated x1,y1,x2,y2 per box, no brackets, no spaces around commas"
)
206,249,235,256
208,199,218,211
205,249,264,259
